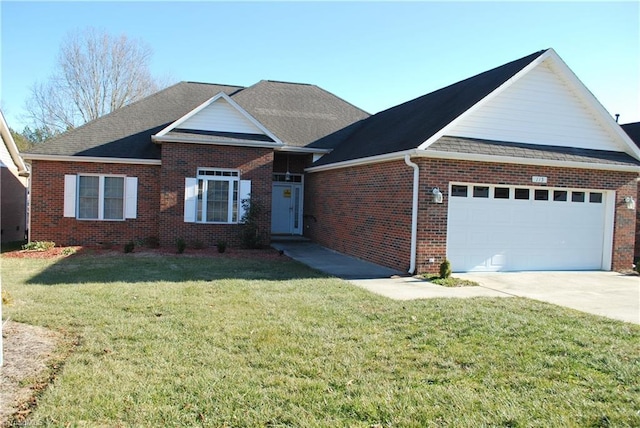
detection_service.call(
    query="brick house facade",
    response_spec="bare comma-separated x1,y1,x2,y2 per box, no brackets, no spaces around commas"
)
23,49,640,273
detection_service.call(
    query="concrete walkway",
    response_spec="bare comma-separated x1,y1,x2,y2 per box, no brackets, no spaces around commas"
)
272,241,640,324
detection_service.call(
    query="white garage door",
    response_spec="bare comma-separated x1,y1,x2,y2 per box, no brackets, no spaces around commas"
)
446,184,613,272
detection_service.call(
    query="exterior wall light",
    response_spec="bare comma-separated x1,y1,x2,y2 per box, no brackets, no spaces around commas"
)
432,187,443,204
624,196,636,210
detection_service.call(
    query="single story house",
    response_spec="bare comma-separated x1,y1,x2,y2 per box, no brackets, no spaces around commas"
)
23,48,640,273
621,121,640,258
1,110,29,243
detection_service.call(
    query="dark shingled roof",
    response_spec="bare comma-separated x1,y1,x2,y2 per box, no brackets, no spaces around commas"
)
231,80,369,147
26,82,243,159
25,80,369,159
621,122,640,149
312,49,548,166
430,136,640,167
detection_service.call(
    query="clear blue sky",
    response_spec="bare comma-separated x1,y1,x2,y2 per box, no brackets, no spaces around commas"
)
1,1,639,131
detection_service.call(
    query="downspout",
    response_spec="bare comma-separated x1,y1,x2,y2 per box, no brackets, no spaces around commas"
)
404,154,419,274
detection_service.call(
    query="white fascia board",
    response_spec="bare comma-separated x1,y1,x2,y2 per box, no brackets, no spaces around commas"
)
275,146,331,154
152,135,284,149
154,92,284,145
306,150,416,173
0,110,29,175
306,147,640,174
417,49,552,151
420,149,640,173
22,153,162,165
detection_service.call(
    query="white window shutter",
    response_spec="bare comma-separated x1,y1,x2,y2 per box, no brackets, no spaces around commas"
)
184,177,197,223
63,175,77,217
238,180,251,223
125,177,138,219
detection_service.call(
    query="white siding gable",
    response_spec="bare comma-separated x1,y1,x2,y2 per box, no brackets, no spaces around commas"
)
446,60,622,152
178,97,266,135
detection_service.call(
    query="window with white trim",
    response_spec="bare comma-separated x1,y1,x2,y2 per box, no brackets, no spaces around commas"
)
64,174,137,220
196,169,239,223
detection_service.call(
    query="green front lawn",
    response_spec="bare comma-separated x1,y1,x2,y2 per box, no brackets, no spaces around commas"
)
2,252,639,427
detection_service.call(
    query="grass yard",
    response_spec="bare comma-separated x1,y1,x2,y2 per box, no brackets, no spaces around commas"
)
2,251,639,427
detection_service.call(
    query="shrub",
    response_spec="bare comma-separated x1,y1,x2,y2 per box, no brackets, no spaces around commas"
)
176,238,186,254
2,289,13,305
439,259,452,279
61,247,77,256
22,241,55,251
124,241,135,253
216,240,227,253
239,197,264,249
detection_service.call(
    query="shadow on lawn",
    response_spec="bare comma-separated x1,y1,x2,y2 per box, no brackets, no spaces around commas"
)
22,246,328,285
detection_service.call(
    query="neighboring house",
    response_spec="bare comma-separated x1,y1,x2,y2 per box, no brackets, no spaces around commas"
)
621,121,640,259
23,48,640,273
0,111,29,243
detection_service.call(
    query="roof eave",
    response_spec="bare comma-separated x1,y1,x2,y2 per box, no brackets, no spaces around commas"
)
22,153,162,165
152,134,284,149
306,148,640,173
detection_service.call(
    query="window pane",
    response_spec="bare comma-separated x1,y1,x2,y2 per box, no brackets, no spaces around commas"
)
207,180,229,222
553,190,567,201
78,176,99,219
534,189,549,201
103,177,124,219
494,187,510,199
589,192,603,203
197,180,204,222
514,188,530,200
232,180,239,223
572,191,585,202
473,186,489,198
451,185,467,197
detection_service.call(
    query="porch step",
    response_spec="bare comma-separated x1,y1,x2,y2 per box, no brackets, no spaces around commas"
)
271,235,311,243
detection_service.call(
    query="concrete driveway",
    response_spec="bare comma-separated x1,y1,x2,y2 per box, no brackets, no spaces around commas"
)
454,271,639,324
272,241,639,324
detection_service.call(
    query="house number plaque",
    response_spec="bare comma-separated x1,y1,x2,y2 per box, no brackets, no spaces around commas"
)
532,176,548,184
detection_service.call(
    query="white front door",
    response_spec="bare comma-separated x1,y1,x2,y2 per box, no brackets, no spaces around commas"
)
271,183,303,235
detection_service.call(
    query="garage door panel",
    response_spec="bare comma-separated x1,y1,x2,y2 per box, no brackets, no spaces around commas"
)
447,184,609,272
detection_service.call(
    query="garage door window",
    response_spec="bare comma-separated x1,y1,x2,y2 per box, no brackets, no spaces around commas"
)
589,192,603,203
554,190,568,201
451,185,468,197
494,187,510,199
473,186,489,198
534,189,549,201
572,191,585,202
515,188,530,200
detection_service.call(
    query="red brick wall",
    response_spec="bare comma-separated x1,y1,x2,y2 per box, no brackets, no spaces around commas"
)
636,185,640,261
159,143,273,248
305,159,414,272
306,157,638,274
29,160,160,247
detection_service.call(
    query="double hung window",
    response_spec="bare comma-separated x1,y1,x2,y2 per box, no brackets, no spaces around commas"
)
196,169,239,223
78,175,125,220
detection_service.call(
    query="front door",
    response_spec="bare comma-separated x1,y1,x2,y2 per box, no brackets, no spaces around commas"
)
271,183,303,235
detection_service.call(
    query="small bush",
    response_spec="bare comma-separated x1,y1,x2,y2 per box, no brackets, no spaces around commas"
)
439,259,452,279
61,247,77,256
2,289,13,305
216,240,227,253
124,241,135,253
239,197,264,249
22,241,55,252
176,238,186,254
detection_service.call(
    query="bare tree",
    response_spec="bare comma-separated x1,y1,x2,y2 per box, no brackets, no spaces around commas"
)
26,28,162,132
